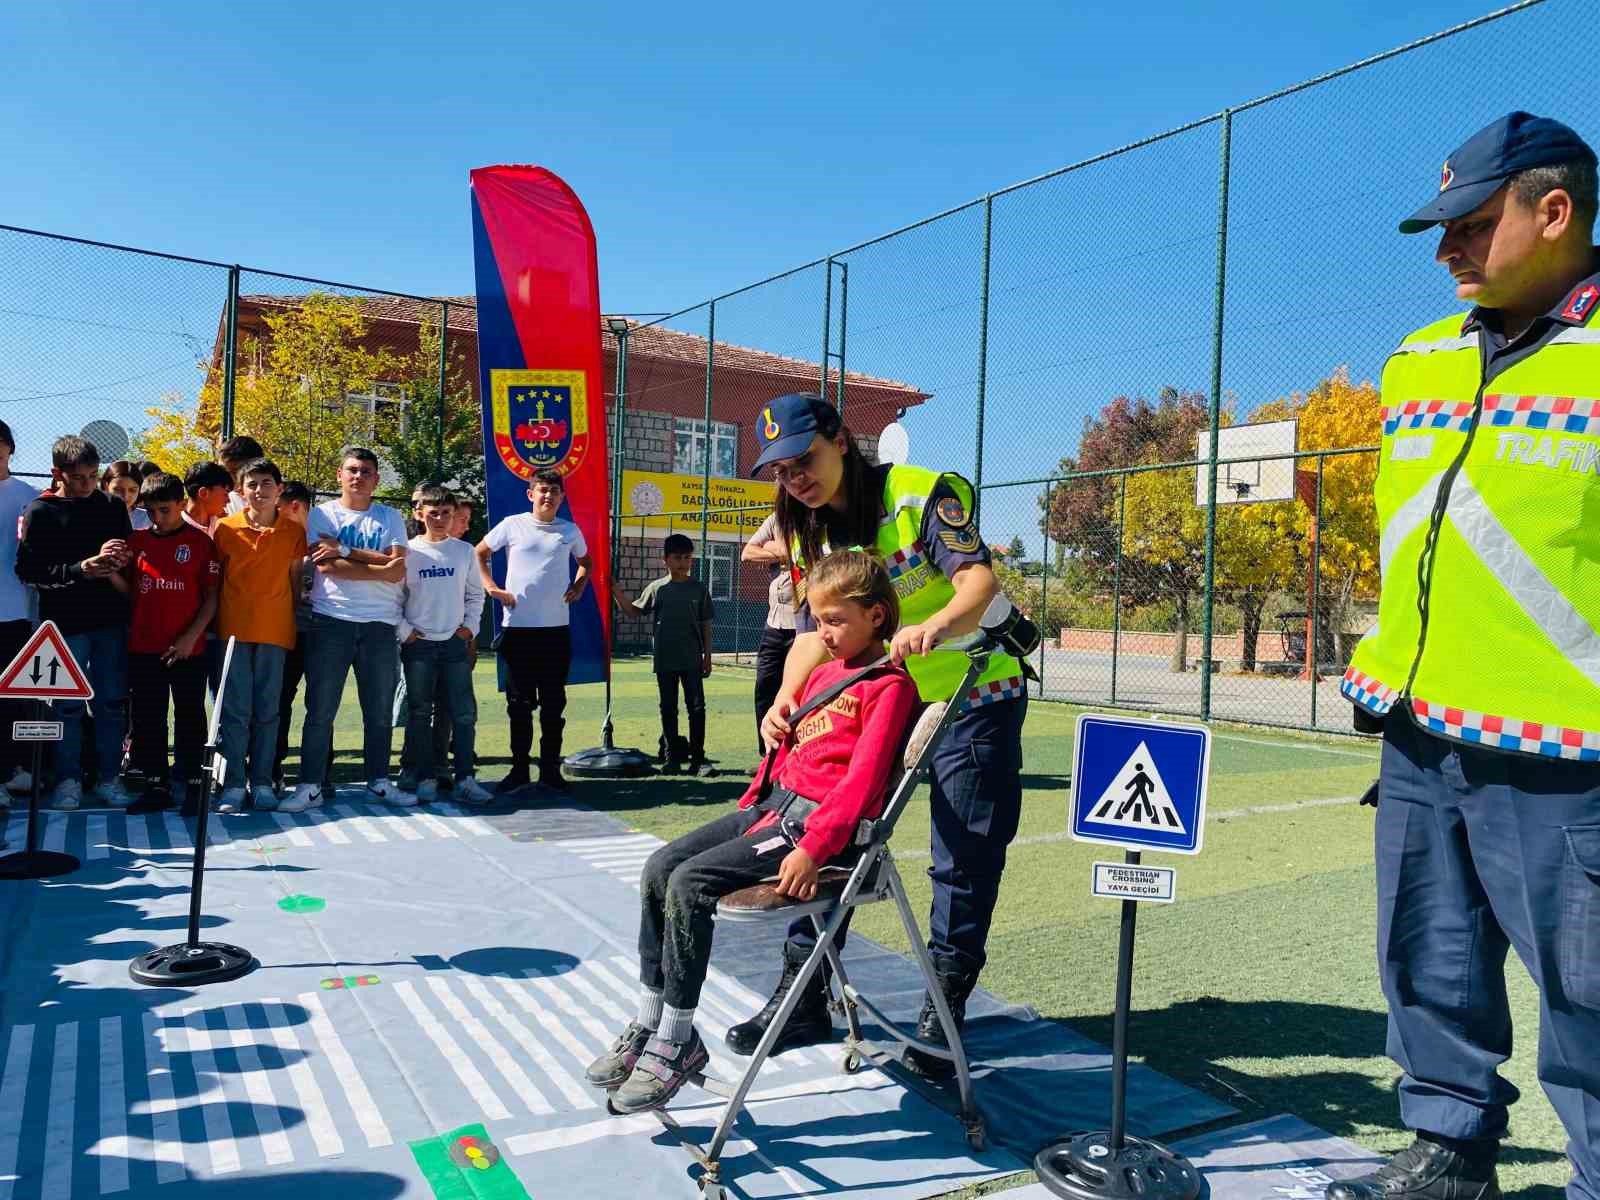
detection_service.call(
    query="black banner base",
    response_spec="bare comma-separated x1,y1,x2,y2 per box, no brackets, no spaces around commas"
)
563,744,654,779
130,941,256,987
1035,1132,1203,1200
0,849,80,880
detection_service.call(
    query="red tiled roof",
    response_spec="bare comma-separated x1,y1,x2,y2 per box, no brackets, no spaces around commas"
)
239,294,927,400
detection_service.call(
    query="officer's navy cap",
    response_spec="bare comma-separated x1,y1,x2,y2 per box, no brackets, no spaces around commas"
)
1400,111,1597,234
751,393,831,475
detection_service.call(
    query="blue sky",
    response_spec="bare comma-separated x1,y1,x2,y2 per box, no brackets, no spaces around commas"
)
0,0,1593,529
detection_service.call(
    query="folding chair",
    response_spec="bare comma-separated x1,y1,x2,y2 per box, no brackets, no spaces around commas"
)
642,634,1000,1199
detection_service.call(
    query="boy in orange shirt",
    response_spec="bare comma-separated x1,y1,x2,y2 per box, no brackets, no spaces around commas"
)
212,459,307,812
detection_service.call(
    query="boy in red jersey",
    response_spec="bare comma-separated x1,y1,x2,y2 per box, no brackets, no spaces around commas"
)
125,472,219,815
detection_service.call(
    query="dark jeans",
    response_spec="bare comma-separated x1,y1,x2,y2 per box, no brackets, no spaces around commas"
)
57,626,129,787
786,693,1026,978
399,670,453,782
500,626,570,770
639,808,797,1010
219,642,286,789
272,633,305,785
299,613,399,790
401,637,476,782
128,652,207,789
753,625,794,755
0,619,33,778
1376,712,1600,1200
658,669,707,758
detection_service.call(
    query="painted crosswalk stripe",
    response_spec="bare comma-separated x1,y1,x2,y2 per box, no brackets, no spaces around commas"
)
424,978,553,1116
125,814,154,854
297,991,392,1148
521,970,623,1060
138,1013,186,1183
491,976,609,1084
40,812,65,854
259,999,343,1159
534,965,737,1080
330,804,387,843
207,820,233,847
457,976,597,1111
42,1021,76,1200
86,814,109,861
0,1024,34,1198
431,802,496,836
183,1008,241,1175
304,810,351,845
411,810,457,839
163,812,192,851
360,806,424,841
393,981,510,1120
220,1005,295,1165
270,813,314,847
97,1015,130,1195
557,833,660,849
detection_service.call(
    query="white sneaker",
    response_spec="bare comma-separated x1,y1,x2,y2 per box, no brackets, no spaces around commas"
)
367,778,416,807
251,784,279,812
53,779,82,810
96,779,134,808
6,767,31,795
216,787,247,814
278,784,321,813
456,776,495,805
416,778,439,803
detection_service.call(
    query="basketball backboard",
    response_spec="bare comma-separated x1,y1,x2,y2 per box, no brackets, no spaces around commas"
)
1195,419,1297,505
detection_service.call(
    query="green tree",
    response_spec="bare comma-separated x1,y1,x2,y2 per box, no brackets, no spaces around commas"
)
382,316,486,528
1006,534,1026,561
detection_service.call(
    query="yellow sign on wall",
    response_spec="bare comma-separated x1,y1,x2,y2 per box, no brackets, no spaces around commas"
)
620,470,774,540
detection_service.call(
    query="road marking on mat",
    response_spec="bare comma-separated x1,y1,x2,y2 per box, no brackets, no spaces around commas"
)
304,810,351,845
297,990,393,1148
138,1012,186,1182
182,1008,241,1175
411,810,457,840
259,999,344,1159
162,813,191,851
40,813,65,854
431,802,495,836
97,1015,129,1195
558,833,662,890
220,1005,295,1165
271,813,315,847
361,805,425,841
457,976,597,1111
490,976,608,1086
329,804,387,842
41,1022,76,1200
86,814,109,861
393,981,511,1121
424,979,553,1117
0,1024,34,1195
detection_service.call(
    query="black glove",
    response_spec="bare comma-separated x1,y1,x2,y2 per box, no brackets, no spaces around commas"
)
1359,779,1379,808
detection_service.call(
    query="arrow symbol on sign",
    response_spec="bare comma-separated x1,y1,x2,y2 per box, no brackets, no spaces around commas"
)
28,656,41,684
48,661,58,686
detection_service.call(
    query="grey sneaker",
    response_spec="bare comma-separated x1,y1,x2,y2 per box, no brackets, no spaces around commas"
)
612,1030,710,1114
251,784,279,812
367,778,417,807
278,784,321,814
585,1022,654,1089
96,778,135,808
216,787,247,814
52,779,82,811
455,776,495,805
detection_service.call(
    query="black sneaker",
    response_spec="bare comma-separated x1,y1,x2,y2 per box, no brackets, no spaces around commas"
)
495,766,531,795
128,787,176,815
1326,1137,1500,1200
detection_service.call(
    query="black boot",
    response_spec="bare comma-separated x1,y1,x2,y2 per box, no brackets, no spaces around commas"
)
1326,1136,1500,1200
726,947,833,1056
903,967,978,1080
539,720,567,791
687,708,713,777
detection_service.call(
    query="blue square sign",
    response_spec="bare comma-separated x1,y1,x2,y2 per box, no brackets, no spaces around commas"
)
1071,713,1211,854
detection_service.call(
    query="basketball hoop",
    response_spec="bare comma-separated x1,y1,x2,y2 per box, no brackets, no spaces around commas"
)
1230,481,1252,499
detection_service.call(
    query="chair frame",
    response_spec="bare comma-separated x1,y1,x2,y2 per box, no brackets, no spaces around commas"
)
641,640,997,1199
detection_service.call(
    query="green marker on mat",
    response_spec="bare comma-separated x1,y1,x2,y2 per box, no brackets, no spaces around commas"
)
409,1124,531,1200
277,894,326,914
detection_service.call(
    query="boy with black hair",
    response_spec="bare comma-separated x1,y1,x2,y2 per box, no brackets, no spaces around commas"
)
271,481,316,792
0,420,37,802
124,472,217,815
183,461,232,536
613,534,715,777
213,459,305,812
219,436,265,516
16,435,132,809
475,468,591,793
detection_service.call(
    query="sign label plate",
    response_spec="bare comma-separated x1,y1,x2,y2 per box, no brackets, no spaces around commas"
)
12,721,62,742
1092,861,1177,903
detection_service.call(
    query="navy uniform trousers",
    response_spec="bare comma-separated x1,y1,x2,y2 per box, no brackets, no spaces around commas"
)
1377,712,1600,1200
785,693,1027,977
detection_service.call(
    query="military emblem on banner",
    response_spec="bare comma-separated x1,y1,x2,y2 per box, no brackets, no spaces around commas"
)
490,368,591,480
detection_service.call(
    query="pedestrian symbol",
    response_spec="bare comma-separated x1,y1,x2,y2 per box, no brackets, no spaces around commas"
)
1087,742,1186,834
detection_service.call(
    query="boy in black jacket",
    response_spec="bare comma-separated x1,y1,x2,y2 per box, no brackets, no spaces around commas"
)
16,436,132,809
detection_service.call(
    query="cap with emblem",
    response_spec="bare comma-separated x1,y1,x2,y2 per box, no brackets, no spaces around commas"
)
1400,111,1597,235
750,393,834,475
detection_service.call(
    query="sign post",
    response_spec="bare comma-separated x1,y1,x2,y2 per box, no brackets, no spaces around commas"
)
130,637,256,987
0,621,93,880
1035,714,1211,1200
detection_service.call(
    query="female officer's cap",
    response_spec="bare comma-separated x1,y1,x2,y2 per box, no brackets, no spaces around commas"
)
751,393,834,475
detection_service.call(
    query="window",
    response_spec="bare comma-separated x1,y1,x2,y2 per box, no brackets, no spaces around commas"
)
702,542,737,601
346,381,410,443
674,417,738,478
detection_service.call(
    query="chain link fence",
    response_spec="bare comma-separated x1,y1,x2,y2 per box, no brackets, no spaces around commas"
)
0,0,1592,732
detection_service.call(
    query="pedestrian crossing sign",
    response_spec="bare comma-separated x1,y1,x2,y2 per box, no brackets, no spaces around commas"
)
1070,713,1210,854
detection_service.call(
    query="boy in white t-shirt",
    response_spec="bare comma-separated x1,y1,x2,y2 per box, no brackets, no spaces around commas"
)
474,469,590,793
399,486,491,804
0,420,37,805
281,446,410,813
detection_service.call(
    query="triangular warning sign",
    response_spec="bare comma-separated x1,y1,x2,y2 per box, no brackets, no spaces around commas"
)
0,620,93,700
1085,740,1186,834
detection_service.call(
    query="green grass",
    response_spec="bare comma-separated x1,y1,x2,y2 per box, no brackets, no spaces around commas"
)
313,656,1570,1200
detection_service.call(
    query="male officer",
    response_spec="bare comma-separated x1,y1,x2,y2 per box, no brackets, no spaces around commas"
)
1329,112,1600,1200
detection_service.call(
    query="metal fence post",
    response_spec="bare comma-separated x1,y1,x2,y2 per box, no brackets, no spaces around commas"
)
1039,479,1051,696
702,302,715,576
1199,110,1233,721
1309,454,1325,729
220,265,240,442
972,195,993,524
819,259,833,401
1112,473,1127,707
610,325,630,654
835,261,849,415
436,299,449,479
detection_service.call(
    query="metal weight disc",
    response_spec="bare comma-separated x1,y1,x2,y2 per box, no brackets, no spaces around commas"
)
1034,1132,1203,1200
562,745,655,779
129,941,257,987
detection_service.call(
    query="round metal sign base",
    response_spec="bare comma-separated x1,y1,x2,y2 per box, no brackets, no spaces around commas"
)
0,849,80,880
130,941,257,987
563,745,655,779
1034,1132,1203,1200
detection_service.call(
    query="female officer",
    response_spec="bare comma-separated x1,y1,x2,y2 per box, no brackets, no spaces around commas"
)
726,392,1028,1078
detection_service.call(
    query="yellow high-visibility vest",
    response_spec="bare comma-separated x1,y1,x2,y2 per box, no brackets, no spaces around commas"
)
1342,300,1600,760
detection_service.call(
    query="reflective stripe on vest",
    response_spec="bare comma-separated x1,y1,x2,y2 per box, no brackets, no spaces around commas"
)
1342,309,1600,760
793,463,1024,704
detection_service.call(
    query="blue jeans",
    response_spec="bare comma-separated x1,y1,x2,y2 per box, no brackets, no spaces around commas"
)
401,636,476,781
219,642,287,789
1376,712,1600,1200
298,613,398,791
56,626,129,786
